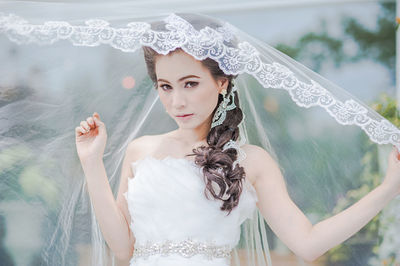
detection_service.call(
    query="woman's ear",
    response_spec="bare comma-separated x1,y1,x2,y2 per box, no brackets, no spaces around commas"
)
217,78,229,94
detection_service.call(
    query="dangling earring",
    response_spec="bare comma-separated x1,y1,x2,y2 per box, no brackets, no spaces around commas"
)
211,81,237,128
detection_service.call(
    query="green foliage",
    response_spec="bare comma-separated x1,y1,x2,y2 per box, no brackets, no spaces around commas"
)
324,133,381,264
274,31,344,71
0,144,60,209
272,3,397,263
371,93,400,128
342,3,396,77
275,3,396,81
325,92,400,264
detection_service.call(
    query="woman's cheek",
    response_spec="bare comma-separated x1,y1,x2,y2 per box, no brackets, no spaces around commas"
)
197,85,218,104
159,95,171,114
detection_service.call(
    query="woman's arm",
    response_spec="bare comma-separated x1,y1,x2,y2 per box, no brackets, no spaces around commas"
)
81,139,140,261
75,113,148,261
249,145,400,262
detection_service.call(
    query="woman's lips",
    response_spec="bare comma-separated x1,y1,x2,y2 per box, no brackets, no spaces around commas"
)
176,113,194,120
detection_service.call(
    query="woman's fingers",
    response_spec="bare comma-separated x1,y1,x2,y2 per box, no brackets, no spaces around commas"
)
76,113,101,136
87,117,95,127
75,126,86,135
93,112,100,123
392,146,400,161
92,112,104,128
80,121,90,131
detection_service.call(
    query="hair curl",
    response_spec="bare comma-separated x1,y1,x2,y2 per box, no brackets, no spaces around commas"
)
142,15,245,215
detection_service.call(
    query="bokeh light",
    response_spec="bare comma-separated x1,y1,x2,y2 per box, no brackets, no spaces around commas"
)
122,76,135,89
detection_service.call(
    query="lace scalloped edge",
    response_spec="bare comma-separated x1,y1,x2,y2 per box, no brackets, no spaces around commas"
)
1,12,399,147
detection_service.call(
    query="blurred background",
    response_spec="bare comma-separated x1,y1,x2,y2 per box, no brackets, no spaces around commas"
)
0,0,398,265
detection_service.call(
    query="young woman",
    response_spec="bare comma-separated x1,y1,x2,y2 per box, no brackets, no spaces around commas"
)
75,46,400,265
1,7,399,266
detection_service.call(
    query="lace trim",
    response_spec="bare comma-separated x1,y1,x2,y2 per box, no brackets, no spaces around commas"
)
1,13,399,146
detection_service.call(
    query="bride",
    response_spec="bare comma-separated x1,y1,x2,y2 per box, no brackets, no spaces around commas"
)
2,6,399,265
75,41,400,265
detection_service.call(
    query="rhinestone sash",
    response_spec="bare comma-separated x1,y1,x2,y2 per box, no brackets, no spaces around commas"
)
132,238,232,261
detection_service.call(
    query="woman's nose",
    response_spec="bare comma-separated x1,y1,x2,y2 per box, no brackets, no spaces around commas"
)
171,90,187,108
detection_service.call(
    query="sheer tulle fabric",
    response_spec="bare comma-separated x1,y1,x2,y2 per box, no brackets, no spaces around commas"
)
0,2,399,266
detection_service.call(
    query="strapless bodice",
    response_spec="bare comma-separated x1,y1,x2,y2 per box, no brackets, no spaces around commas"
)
123,155,258,266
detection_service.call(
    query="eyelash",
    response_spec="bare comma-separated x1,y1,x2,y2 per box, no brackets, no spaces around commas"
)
159,81,198,91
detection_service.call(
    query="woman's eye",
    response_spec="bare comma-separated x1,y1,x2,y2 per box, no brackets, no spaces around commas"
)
160,84,172,91
185,81,198,88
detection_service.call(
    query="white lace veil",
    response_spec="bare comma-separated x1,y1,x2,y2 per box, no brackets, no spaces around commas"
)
0,2,399,266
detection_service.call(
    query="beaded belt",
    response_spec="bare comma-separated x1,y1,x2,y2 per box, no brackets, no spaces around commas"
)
132,238,232,261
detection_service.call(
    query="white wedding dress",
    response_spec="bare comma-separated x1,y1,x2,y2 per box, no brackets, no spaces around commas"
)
123,155,259,266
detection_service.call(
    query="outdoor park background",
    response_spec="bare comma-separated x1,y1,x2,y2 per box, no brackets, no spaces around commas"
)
0,1,398,265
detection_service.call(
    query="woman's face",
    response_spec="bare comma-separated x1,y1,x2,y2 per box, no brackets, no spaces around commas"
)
154,50,227,129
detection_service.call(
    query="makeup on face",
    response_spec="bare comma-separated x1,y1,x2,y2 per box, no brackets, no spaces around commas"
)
175,113,194,121
155,51,221,127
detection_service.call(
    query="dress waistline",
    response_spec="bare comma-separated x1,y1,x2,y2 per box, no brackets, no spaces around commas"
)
132,238,232,261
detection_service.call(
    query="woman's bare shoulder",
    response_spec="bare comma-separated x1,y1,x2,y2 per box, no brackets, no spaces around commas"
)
241,144,276,162
240,144,278,183
126,133,170,159
124,136,148,162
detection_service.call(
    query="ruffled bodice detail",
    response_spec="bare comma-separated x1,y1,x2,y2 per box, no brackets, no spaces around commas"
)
123,155,258,265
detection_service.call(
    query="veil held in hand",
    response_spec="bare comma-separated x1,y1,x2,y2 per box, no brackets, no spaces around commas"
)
0,2,399,265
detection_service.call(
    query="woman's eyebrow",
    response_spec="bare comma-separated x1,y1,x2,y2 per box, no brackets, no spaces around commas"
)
157,75,200,83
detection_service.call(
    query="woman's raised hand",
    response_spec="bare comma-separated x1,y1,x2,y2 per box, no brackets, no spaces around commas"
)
75,112,107,163
382,146,400,197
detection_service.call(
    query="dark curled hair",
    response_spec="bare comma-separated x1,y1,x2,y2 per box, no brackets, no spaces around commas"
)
142,16,245,215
